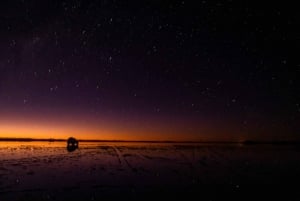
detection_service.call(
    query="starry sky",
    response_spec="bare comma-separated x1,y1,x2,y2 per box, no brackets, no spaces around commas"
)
0,0,298,141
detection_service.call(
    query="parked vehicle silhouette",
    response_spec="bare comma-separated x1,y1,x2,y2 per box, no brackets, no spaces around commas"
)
67,137,79,152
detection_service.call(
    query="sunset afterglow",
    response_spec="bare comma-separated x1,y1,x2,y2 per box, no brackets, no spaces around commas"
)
0,1,297,142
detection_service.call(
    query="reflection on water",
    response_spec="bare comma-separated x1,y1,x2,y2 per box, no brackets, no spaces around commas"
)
0,141,67,148
0,141,299,200
0,141,211,149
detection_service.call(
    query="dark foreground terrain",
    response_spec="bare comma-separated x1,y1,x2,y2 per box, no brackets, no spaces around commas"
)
0,142,300,200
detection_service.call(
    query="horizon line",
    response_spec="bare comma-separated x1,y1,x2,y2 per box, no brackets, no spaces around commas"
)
0,137,300,145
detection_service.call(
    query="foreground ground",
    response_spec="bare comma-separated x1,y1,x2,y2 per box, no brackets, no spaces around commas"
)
0,142,300,200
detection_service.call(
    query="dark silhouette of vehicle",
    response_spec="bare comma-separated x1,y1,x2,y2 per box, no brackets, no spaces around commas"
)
67,137,79,152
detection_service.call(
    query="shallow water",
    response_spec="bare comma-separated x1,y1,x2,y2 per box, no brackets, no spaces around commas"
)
0,142,299,200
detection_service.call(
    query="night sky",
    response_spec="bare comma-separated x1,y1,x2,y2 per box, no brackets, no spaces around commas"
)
0,1,298,141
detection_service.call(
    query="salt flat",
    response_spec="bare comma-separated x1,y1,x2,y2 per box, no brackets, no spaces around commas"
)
0,142,299,200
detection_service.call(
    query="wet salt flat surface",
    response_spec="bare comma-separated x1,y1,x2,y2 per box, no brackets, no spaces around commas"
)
0,142,300,200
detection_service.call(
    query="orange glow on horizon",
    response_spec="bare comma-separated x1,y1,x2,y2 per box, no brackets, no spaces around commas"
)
0,112,278,142
0,123,207,141
0,112,215,141
0,116,230,141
